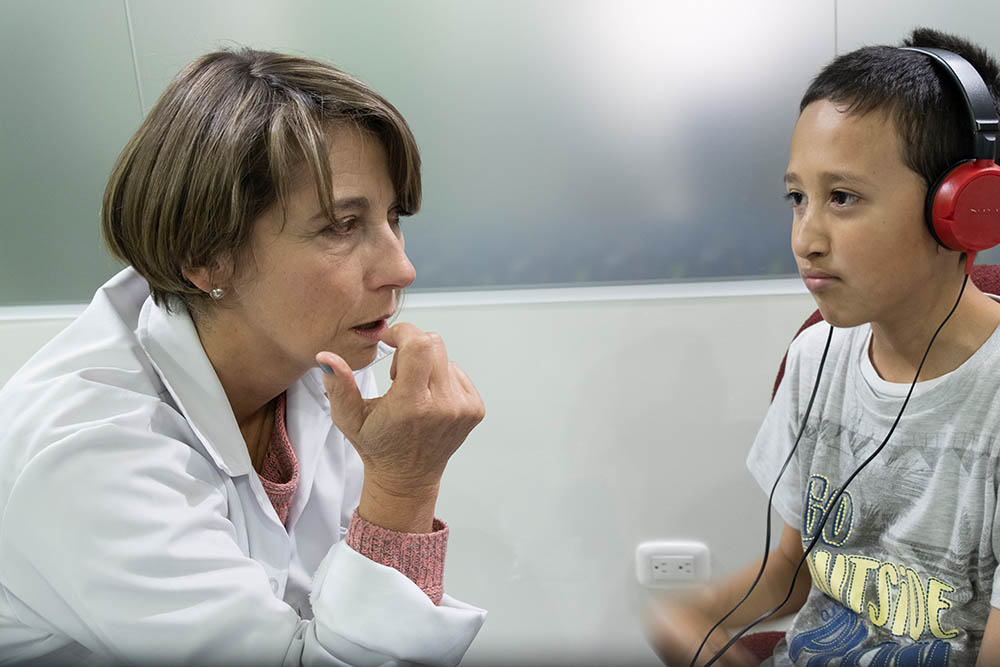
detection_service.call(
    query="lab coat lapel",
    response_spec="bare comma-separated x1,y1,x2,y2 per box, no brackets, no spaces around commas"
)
284,342,393,526
284,371,328,527
136,298,252,477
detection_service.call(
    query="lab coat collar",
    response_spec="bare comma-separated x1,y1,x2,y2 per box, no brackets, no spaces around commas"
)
135,291,394,480
136,296,253,477
279,340,393,418
284,341,395,530
361,341,395,372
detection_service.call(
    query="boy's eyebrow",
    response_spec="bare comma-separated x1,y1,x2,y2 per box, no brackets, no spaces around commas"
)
783,171,871,187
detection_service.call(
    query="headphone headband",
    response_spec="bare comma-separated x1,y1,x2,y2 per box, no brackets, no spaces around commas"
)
901,46,999,160
898,46,1000,269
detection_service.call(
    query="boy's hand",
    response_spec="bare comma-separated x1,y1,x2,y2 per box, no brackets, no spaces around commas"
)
646,598,757,667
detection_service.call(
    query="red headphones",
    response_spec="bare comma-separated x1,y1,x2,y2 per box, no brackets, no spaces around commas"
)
905,47,1000,273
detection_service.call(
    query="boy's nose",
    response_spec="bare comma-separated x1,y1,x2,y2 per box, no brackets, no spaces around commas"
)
791,212,830,260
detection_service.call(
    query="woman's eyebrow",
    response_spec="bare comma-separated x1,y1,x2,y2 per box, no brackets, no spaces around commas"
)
306,196,371,222
333,196,370,211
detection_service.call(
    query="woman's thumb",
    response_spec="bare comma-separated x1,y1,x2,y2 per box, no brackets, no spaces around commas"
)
315,352,366,437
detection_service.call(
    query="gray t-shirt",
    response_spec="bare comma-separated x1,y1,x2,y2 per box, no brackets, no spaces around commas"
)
747,320,1000,666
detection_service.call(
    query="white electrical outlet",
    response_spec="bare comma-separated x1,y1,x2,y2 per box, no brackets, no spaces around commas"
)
635,540,710,587
651,555,694,580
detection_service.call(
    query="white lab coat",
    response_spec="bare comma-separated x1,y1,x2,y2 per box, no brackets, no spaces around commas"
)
0,268,485,666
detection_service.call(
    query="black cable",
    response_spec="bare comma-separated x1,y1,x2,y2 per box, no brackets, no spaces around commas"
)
688,325,834,667
695,273,969,667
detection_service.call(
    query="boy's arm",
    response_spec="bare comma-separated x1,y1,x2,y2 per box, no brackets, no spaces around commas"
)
647,521,811,667
975,607,1000,665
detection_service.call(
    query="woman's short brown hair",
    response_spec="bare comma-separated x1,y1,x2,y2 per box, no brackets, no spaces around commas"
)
101,48,421,312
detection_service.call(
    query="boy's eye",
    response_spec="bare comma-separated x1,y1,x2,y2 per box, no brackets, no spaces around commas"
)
783,191,804,207
831,190,859,206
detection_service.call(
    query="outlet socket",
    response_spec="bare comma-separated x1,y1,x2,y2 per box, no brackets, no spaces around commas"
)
635,540,710,587
651,555,694,580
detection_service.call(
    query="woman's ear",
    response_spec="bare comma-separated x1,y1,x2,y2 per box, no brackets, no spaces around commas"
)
182,254,235,295
182,266,213,294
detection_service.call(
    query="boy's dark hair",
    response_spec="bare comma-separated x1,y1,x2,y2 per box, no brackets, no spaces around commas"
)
800,28,1000,189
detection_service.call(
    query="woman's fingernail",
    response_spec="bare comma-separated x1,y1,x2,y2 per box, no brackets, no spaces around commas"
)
319,363,335,376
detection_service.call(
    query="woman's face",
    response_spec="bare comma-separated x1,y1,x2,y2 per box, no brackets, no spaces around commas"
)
225,123,416,371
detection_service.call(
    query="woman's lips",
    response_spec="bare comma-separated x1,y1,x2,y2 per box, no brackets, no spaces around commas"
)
351,319,388,340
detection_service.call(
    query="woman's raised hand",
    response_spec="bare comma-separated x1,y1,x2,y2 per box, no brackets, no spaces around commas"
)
316,323,484,531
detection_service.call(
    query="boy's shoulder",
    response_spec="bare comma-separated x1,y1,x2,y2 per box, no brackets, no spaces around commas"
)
957,317,1000,382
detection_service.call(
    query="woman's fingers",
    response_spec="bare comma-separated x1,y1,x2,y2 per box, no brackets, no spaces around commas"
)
450,361,485,418
338,323,484,486
381,323,436,392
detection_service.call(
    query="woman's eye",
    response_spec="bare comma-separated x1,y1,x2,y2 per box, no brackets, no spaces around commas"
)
322,217,357,236
831,191,859,206
388,207,406,228
783,191,804,207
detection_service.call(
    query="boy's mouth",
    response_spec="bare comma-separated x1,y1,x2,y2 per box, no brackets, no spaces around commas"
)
801,271,840,291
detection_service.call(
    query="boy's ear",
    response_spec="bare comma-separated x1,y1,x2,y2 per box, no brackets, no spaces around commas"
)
933,245,970,271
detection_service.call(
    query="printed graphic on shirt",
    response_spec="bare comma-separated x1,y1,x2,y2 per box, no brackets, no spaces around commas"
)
794,474,956,664
788,606,951,666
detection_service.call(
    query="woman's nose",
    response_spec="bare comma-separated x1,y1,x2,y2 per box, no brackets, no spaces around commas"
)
369,224,416,290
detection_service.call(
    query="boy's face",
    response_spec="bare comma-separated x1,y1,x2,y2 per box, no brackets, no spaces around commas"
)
784,99,952,328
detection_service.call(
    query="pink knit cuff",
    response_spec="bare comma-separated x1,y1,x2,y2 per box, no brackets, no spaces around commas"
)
346,509,448,605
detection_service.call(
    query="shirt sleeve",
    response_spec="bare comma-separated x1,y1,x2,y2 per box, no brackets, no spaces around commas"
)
0,422,485,667
990,467,1000,609
346,510,448,605
746,335,809,530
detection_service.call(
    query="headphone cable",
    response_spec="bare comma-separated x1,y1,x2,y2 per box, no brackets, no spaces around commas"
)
688,325,833,667
693,273,969,667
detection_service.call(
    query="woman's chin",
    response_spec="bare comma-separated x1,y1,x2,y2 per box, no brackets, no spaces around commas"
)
339,347,381,372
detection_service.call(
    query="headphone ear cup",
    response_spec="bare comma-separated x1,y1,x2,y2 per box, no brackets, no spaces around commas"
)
928,159,1000,253
924,165,955,248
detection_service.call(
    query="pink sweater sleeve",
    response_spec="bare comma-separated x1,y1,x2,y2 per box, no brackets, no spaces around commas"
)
345,509,448,605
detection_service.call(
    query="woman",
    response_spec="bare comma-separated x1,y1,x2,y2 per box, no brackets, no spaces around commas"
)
0,49,485,666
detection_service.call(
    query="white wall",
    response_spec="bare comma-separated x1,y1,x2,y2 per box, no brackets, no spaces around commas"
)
0,282,816,665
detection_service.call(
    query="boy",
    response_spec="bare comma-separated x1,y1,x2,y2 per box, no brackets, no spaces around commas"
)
651,28,1000,666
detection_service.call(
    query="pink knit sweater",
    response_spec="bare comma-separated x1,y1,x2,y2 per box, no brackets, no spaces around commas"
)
257,393,448,605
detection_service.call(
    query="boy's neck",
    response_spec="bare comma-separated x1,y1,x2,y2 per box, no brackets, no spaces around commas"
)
869,282,1000,383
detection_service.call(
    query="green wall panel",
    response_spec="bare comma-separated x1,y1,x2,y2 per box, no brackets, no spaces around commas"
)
0,0,140,305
